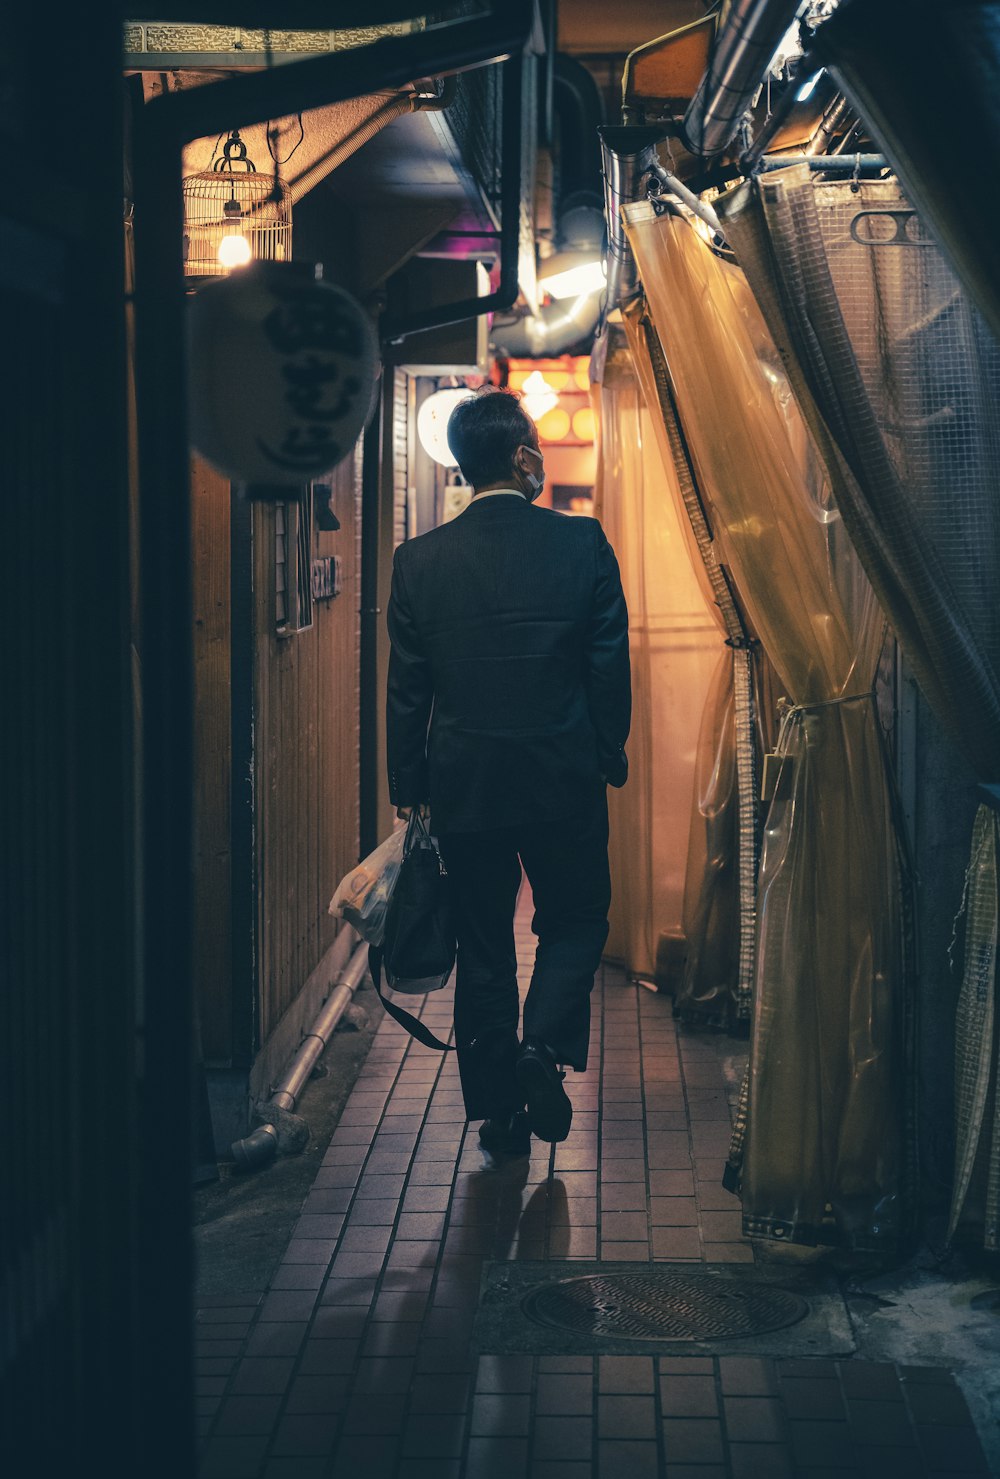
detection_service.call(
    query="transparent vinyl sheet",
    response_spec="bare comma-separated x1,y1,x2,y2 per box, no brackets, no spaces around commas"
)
717,167,1000,1249
621,301,783,1027
676,647,740,1028
624,201,908,1249
594,354,722,985
719,168,1000,779
748,694,905,1245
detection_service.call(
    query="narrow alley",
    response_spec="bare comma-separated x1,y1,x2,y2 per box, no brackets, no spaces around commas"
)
8,6,1000,1477
195,892,995,1479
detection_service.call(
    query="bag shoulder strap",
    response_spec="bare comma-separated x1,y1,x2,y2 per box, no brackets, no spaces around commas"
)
368,945,454,1053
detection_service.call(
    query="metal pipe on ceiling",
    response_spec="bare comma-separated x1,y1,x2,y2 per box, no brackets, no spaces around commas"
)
286,79,456,205
739,49,818,173
491,288,602,357
682,0,804,159
599,125,667,313
647,158,726,243
806,92,850,154
755,152,887,170
288,91,416,203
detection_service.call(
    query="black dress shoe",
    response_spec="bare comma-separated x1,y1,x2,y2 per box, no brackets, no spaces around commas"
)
515,1039,573,1143
478,1110,531,1161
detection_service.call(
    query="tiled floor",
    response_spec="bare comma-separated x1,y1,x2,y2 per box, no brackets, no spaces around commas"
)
197,891,990,1478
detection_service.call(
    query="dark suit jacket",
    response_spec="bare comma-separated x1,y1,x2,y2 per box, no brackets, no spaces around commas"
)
386,494,631,833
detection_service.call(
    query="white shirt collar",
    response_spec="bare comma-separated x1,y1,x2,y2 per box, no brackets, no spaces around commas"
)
468,487,527,504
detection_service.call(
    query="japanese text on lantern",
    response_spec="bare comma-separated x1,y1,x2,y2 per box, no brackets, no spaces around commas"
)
256,289,366,474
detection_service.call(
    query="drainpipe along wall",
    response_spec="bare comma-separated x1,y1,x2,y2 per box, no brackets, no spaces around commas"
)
231,936,371,1169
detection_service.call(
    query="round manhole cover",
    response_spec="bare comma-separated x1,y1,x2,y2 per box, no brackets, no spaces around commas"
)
522,1270,809,1342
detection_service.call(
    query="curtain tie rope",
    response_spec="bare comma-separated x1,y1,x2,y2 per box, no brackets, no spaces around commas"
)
775,689,876,756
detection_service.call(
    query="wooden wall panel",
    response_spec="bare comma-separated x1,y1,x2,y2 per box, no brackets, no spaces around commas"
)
253,451,362,1047
191,456,233,1062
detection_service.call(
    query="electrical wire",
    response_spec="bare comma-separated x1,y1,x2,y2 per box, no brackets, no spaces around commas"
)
267,113,306,167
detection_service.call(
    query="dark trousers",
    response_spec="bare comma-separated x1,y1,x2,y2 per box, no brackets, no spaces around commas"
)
438,787,611,1120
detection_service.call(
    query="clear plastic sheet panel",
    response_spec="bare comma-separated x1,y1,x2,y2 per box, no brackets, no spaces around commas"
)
619,308,728,633
594,359,722,983
622,300,786,1027
820,0,1000,344
625,202,909,1249
718,167,1000,1247
948,807,1000,1250
720,170,1000,779
676,647,740,1026
624,202,884,702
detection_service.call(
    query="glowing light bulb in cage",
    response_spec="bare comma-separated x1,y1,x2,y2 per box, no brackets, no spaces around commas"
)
217,197,252,269
217,234,252,269
182,129,291,279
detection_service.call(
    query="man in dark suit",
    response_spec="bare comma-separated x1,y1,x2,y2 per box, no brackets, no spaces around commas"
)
386,387,630,1157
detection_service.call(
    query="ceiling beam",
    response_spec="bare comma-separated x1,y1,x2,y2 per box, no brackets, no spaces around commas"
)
124,4,426,22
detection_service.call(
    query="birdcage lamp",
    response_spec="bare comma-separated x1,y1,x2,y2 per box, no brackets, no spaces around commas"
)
182,129,292,278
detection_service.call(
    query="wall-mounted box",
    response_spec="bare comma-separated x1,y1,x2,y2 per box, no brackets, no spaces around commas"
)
387,259,489,374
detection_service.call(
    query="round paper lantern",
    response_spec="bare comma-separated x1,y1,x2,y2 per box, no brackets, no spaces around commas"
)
536,406,571,442
187,262,379,485
572,406,596,442
417,388,474,466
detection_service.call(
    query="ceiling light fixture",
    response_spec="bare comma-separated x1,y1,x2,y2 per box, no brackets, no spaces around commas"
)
539,256,607,301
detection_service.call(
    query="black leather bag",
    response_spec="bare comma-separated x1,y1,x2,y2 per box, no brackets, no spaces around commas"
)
368,812,456,1052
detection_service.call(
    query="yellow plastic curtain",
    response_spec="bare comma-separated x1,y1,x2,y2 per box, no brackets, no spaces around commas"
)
593,343,721,986
624,200,909,1250
718,167,1000,1249
621,300,768,1027
677,652,739,1023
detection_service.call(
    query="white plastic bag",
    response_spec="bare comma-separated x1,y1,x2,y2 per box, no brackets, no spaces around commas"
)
328,826,406,945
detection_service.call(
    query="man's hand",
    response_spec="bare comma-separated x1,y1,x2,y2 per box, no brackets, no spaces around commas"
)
396,802,431,822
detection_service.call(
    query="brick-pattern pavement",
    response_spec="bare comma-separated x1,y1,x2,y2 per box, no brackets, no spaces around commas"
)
197,892,989,1478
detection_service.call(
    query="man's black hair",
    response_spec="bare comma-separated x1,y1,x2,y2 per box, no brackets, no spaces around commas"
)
446,387,538,488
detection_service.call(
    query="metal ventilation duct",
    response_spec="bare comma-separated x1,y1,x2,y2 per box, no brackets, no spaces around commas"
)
491,289,602,357
599,125,667,313
682,0,803,158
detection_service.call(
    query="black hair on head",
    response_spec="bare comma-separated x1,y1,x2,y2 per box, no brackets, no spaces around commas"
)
446,386,538,488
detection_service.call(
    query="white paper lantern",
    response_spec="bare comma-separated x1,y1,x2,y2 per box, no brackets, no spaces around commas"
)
417,387,474,466
187,262,379,486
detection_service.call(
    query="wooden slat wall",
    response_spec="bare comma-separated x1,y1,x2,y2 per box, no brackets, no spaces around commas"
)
191,457,233,1061
253,452,362,1046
